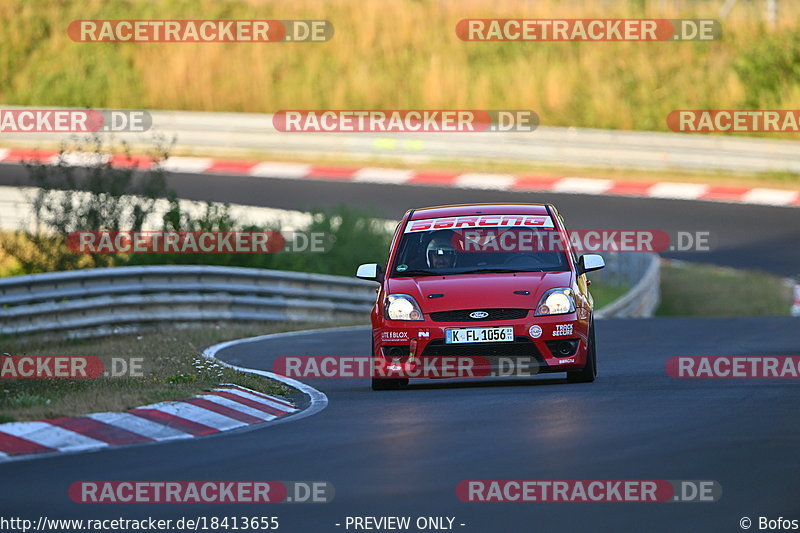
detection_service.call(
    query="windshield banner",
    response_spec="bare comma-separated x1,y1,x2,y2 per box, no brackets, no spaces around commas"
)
405,215,554,233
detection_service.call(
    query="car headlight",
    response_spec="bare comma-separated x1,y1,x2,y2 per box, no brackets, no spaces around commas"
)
535,288,575,316
385,294,424,320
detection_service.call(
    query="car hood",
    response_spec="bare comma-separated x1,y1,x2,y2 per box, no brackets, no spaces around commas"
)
386,271,573,313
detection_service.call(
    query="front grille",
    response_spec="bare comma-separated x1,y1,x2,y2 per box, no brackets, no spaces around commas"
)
429,308,529,322
421,336,542,359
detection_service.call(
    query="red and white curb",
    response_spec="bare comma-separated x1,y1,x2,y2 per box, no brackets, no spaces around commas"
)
1,148,798,208
0,385,297,462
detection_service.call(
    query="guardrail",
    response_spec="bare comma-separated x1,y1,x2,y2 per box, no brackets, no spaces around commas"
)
0,265,377,338
0,106,798,174
0,255,658,338
593,253,660,319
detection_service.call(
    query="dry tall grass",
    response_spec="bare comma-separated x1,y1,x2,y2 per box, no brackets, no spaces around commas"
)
1,0,798,132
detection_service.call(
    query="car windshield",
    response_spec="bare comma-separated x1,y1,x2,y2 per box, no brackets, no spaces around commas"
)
390,227,570,277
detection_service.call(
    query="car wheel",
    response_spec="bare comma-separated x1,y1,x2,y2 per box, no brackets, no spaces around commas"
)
567,319,597,384
370,345,409,390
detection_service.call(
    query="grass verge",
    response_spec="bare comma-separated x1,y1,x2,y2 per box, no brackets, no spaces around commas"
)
0,322,361,423
657,261,793,317
590,282,630,309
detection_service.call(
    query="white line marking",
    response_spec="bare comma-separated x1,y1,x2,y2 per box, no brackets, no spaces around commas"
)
352,167,414,184
86,412,194,441
217,384,296,408
647,182,708,199
249,162,312,178
56,152,111,167
0,422,107,452
551,177,613,194
212,388,297,413
160,157,214,173
454,173,516,190
741,188,798,205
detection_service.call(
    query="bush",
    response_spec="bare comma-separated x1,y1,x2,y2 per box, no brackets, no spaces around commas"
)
1,136,171,273
123,204,393,277
733,28,800,108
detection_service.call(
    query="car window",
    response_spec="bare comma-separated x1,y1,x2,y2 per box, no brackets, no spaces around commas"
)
390,227,570,276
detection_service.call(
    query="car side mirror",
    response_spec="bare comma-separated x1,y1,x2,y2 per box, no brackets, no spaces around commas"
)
356,263,384,283
578,254,605,275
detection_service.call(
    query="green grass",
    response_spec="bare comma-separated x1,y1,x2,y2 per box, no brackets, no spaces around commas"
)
589,282,630,309
657,261,793,317
0,321,361,422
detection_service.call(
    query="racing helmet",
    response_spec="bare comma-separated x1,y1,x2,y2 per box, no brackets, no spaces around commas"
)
426,235,457,268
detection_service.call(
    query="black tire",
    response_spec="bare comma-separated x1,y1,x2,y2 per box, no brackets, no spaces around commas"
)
567,319,597,383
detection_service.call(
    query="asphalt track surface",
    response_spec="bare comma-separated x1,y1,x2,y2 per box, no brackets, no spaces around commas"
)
1,164,799,532
1,318,799,532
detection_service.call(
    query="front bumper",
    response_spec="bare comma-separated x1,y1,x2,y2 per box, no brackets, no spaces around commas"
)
373,313,590,379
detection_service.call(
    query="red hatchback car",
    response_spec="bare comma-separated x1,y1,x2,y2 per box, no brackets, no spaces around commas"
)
356,203,605,390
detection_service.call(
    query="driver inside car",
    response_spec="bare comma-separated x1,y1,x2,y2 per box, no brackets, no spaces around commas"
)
426,235,458,269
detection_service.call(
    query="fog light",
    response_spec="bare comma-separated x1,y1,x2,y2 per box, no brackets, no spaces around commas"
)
558,341,574,356
545,339,579,357
388,347,405,359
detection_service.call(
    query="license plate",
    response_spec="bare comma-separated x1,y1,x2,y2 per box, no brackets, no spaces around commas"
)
445,326,514,344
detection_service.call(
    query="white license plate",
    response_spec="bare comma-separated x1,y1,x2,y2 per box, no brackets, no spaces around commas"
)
446,326,514,344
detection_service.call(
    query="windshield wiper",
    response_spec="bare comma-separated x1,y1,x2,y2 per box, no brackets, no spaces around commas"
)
392,269,440,277
459,268,545,274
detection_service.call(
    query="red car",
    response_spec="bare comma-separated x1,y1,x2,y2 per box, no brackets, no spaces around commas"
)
356,203,605,390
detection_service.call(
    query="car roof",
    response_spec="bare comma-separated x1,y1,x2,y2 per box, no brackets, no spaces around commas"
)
409,203,551,220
